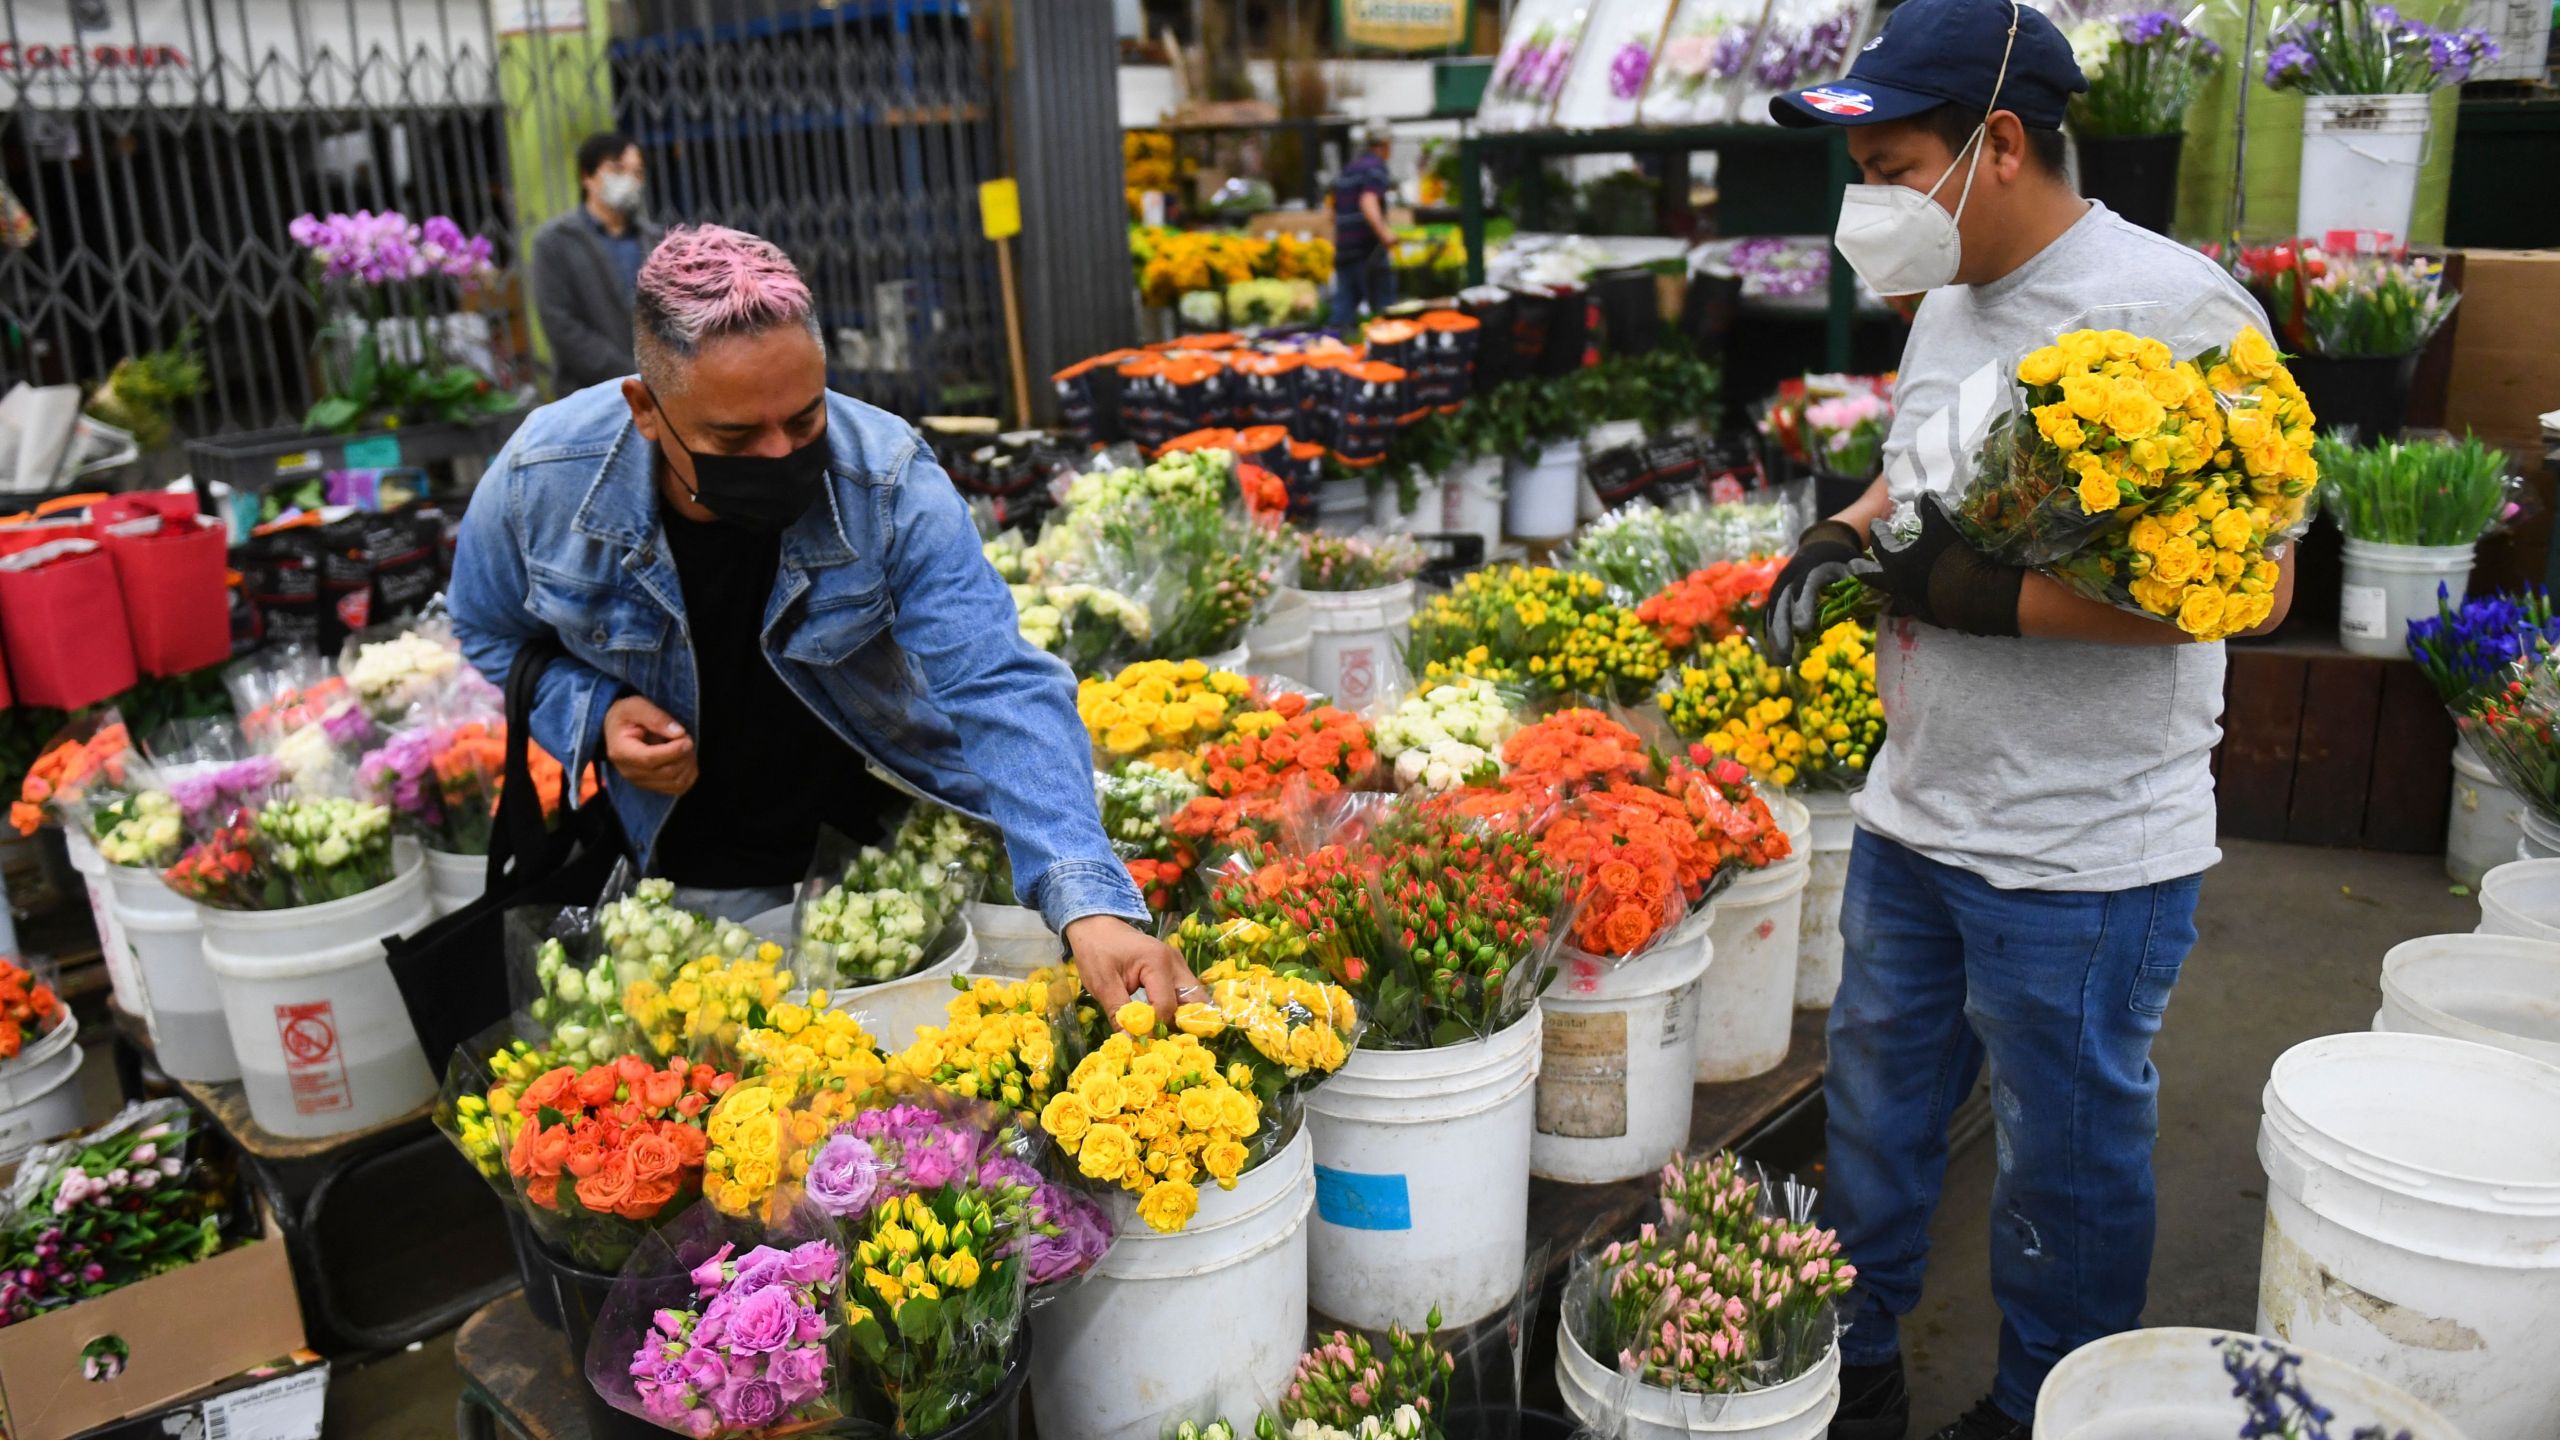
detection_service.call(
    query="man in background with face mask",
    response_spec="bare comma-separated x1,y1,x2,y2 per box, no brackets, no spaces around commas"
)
529,131,663,395
450,225,1200,1024
1756,2,2291,1437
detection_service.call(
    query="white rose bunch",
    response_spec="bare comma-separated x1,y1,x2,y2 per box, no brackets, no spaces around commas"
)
1374,680,1517,792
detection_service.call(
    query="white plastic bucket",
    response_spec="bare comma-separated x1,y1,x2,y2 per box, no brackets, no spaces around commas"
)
107,863,237,1083
1198,643,1250,675
1316,477,1370,535
2338,536,2473,660
1243,591,1314,687
1795,791,1856,1009
1535,915,1715,1184
2035,1326,2465,1440
1304,1008,1542,1330
2450,740,2527,887
1030,1126,1314,1440
830,923,979,1054
1504,440,1581,541
966,902,1058,979
196,841,438,1139
1698,800,1811,1083
2298,94,2431,245
2374,932,2560,1067
2255,1031,2560,1435
1371,477,1429,530
2523,806,2560,860
1557,1307,1840,1440
424,846,486,918
1443,454,1505,558
1292,579,1416,712
0,1040,87,1166
65,828,151,1036
2479,858,2560,941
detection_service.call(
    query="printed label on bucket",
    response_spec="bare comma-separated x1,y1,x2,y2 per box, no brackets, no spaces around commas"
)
275,1000,353,1115
1661,982,1697,1049
1538,1010,1630,1139
2340,583,2388,639
1315,1165,1412,1230
1334,643,1379,707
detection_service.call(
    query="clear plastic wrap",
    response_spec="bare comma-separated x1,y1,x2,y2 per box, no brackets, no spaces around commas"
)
1566,501,1719,605
0,1099,233,1326
891,801,1020,910
1265,1311,1458,1440
339,610,475,724
1873,301,2314,642
1562,1151,1852,1410
795,829,981,993
514,869,771,1069
1296,528,1427,594
586,1199,854,1439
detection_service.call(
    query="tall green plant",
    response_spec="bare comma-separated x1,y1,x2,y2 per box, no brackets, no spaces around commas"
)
2318,432,2513,546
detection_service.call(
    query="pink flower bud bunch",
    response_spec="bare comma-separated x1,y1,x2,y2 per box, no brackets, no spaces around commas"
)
1278,1309,1457,1434
1,1112,223,1327
1590,1151,1857,1395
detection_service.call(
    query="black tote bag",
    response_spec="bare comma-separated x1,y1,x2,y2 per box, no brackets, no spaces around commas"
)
383,637,627,1066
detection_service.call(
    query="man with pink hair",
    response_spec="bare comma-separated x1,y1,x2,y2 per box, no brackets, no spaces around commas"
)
451,224,1197,1019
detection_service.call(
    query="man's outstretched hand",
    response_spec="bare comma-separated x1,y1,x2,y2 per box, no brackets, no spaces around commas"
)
1066,914,1203,1027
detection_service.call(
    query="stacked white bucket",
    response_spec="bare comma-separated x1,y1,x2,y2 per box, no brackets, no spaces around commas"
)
1285,578,1415,714
2035,1328,2459,1439
2447,739,2525,886
0,973,86,1164
195,838,439,1139
105,861,236,1082
1557,1284,1840,1440
2244,863,2560,1436
62,829,152,1033
1697,796,1812,1082
1533,914,1714,1184
1030,1128,1313,1440
424,846,487,917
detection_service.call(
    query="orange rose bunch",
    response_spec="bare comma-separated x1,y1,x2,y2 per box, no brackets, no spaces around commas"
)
505,1054,733,1268
1636,557,1784,653
0,958,64,1060
10,721,132,836
1498,709,1655,802
1171,694,1379,851
1537,792,1700,958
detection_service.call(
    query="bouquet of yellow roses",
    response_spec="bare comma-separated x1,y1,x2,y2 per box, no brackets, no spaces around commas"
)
1078,659,1254,773
1878,304,2316,642
701,1000,888,1220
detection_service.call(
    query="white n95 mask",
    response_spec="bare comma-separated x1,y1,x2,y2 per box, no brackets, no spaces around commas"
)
1832,129,1984,297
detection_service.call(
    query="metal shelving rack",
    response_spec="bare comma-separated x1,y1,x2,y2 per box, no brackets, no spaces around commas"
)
1457,124,1862,369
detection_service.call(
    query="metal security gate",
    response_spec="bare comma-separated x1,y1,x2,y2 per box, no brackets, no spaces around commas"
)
0,0,1008,439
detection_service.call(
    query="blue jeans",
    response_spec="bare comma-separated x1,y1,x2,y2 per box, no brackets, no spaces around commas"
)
1823,828,2201,1421
1331,247,1394,328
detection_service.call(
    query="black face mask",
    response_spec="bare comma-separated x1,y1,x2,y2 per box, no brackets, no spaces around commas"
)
655,400,830,533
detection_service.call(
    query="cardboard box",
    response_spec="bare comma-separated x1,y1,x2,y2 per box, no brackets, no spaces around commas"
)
2443,249,2560,592
2444,249,2560,465
71,1354,327,1440
0,1214,306,1440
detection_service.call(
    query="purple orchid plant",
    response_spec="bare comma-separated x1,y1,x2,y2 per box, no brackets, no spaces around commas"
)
289,208,516,435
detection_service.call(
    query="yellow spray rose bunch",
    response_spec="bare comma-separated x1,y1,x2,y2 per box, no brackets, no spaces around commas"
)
622,944,797,1070
702,1000,889,1219
1408,566,1670,706
889,971,1074,1117
1663,622,1884,791
1079,659,1253,772
1938,324,2315,643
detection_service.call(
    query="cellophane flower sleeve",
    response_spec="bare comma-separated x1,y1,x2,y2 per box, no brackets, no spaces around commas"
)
9,709,136,840
785,1084,1032,1436
1874,298,2317,642
796,828,981,993
585,1196,856,1439
339,612,474,725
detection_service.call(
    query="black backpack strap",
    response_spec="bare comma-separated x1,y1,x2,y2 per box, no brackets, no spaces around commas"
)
487,635,573,889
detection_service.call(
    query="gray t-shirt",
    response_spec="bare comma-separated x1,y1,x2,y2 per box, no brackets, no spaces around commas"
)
1853,201,2271,893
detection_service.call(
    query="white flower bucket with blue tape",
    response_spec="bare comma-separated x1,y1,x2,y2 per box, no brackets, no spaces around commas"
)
1302,1007,1542,1330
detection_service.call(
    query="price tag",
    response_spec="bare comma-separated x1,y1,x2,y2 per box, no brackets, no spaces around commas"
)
977,178,1021,241
344,434,402,469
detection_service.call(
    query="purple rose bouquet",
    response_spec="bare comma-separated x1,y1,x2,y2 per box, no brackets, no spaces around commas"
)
626,1240,845,1438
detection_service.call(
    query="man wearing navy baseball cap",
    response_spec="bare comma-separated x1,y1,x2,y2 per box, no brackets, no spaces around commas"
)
1755,2,2291,1438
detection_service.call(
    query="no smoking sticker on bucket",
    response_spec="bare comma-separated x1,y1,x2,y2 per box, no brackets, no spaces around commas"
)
276,1000,353,1115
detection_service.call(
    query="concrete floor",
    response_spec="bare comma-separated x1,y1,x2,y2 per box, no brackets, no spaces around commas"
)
310,837,2478,1438
1888,838,2478,1430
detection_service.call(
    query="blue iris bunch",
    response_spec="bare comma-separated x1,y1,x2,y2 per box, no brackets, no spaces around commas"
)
2403,583,2560,714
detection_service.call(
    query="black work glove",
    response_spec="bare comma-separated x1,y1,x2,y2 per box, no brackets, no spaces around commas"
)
1766,519,1867,664
1864,493,2026,638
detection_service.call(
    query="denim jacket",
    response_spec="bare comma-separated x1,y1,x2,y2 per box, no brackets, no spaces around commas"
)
446,381,1148,934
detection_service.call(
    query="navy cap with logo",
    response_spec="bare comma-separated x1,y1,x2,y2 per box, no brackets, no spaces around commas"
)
1770,0,2087,130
